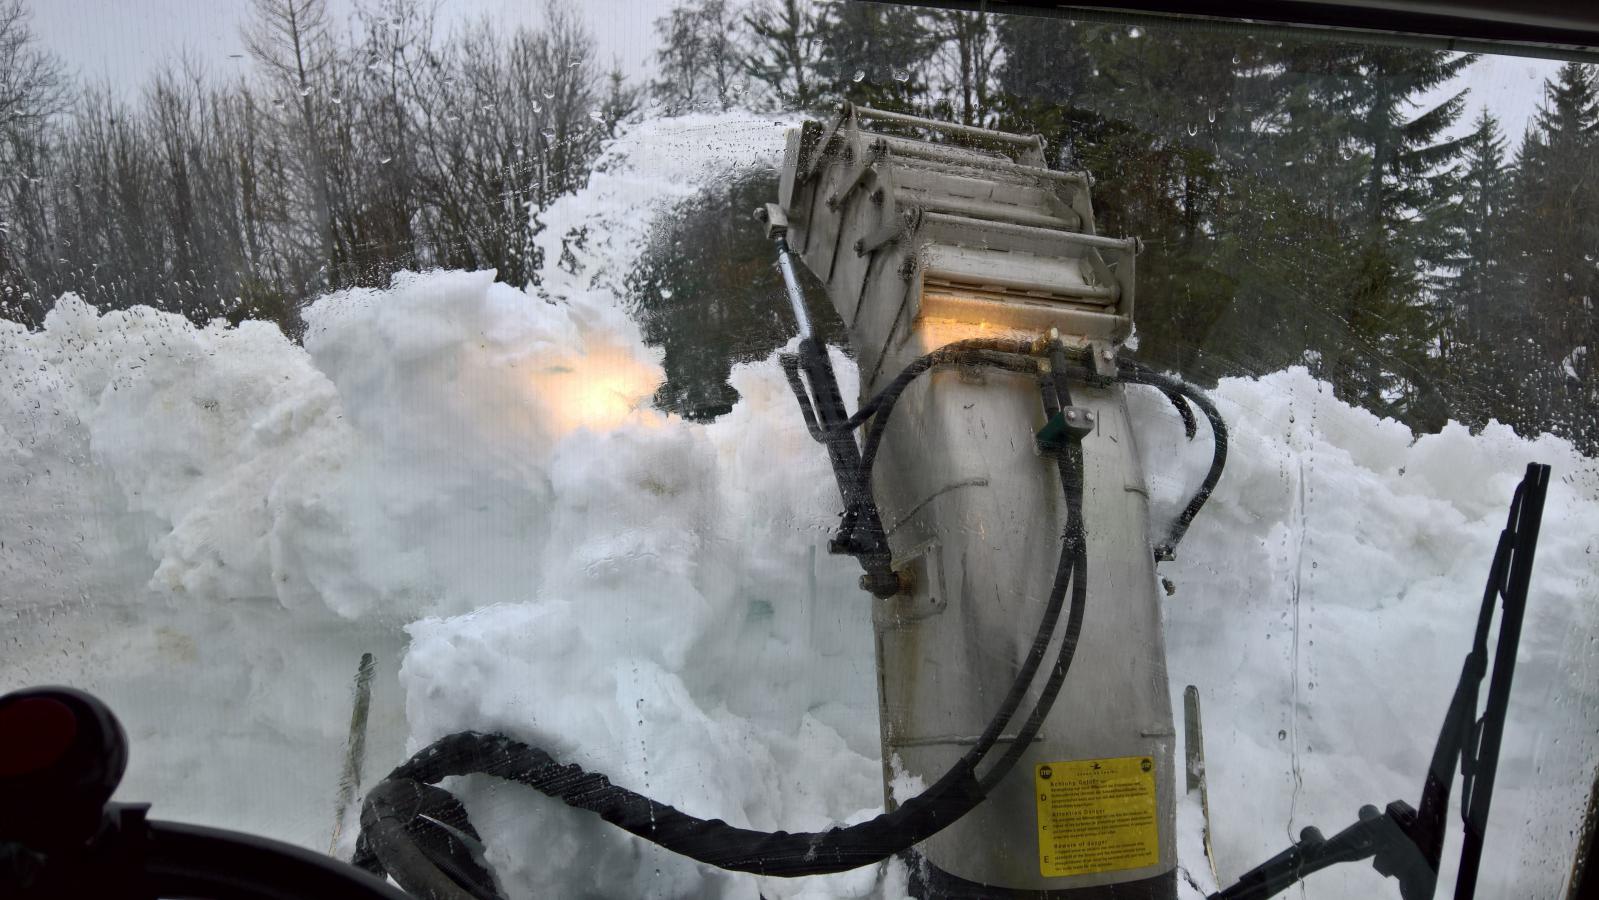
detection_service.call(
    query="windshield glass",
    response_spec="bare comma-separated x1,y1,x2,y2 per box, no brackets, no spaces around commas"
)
2,2,1595,899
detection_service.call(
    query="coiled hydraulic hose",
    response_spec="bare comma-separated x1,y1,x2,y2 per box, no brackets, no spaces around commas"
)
354,339,1094,894
353,335,1228,896
1117,359,1229,561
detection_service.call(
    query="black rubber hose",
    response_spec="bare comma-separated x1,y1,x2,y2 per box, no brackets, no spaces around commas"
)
979,446,1088,793
359,343,1089,880
1118,361,1229,561
358,779,502,900
1160,387,1199,440
363,450,1086,878
1047,342,1076,411
368,730,986,877
834,343,1038,560
779,339,1039,585
844,343,1080,779
854,344,1038,504
354,348,1222,888
842,337,1037,432
778,353,828,443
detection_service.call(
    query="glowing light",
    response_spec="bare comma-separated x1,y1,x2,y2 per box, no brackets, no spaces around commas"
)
530,343,664,436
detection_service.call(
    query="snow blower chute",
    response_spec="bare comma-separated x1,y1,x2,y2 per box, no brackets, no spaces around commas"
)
758,103,1225,897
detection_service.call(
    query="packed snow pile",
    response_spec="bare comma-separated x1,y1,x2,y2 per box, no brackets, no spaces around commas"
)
1139,372,1599,897
2,112,1596,899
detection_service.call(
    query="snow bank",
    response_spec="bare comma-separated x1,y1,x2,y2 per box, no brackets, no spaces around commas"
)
3,110,1596,899
1139,370,1599,897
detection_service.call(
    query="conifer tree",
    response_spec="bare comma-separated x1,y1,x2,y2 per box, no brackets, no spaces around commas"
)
742,0,823,111
1312,46,1476,421
1435,109,1534,430
1508,63,1598,449
1445,110,1514,352
812,1,932,112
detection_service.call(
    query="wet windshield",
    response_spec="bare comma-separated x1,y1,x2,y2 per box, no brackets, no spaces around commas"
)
2,2,1595,898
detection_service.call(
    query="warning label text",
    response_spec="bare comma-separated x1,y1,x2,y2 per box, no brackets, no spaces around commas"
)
1034,756,1159,878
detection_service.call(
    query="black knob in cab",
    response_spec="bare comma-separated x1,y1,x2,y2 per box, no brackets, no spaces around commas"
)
0,686,129,850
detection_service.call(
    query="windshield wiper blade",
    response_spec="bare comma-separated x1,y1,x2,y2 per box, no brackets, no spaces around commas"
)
1211,462,1550,900
1450,461,1549,897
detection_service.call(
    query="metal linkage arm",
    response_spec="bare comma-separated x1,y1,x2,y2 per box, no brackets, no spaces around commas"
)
770,229,901,598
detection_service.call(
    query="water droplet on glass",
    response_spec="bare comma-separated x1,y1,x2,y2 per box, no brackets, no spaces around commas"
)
588,110,603,122
1091,68,1100,78
1187,122,1198,137
543,89,556,100
1128,26,1143,38
852,69,866,83
1207,107,1216,124
379,156,392,165
1277,729,1287,741
893,67,909,82
659,287,674,299
1232,54,1241,65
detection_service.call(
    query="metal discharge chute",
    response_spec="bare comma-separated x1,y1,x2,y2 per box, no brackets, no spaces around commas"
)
766,103,1199,898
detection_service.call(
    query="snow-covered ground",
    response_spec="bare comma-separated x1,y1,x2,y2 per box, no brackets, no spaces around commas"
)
2,113,1596,899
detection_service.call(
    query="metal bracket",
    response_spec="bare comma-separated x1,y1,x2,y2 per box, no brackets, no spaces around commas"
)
828,140,883,211
759,203,790,239
1037,406,1094,456
856,207,921,257
1089,340,1118,379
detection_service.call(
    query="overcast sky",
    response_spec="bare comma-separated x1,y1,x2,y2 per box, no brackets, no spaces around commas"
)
26,0,661,84
26,0,1563,143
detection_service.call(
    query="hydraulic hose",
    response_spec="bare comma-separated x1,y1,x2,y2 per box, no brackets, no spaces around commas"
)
357,780,499,900
356,340,1092,887
354,340,1229,892
978,368,1090,794
1118,360,1230,561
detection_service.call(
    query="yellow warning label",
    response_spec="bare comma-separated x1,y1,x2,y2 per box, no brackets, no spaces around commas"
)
1035,756,1159,878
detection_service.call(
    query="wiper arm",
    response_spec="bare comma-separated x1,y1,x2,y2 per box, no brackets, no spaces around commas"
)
1211,800,1433,900
1212,462,1551,900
